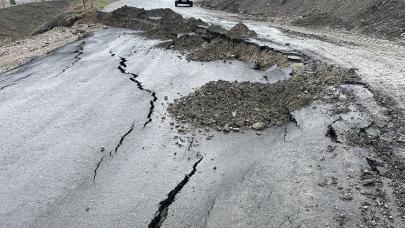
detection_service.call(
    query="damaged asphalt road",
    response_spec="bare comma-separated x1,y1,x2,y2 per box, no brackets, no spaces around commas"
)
0,28,404,228
1,2,405,228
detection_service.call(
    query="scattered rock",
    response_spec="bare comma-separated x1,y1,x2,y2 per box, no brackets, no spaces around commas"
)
248,61,260,70
264,65,293,81
340,192,353,201
223,124,231,133
252,122,266,130
231,127,240,132
362,179,375,187
327,145,336,152
287,55,302,62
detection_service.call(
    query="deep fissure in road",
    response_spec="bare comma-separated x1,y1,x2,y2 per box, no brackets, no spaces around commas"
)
115,55,158,128
109,123,135,158
93,155,106,182
148,157,204,228
92,51,159,183
326,117,343,143
326,125,340,143
93,123,135,183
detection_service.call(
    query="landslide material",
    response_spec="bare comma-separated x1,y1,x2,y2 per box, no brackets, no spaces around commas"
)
97,6,207,40
168,64,359,130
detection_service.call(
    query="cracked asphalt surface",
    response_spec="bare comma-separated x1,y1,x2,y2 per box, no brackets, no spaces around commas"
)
1,0,405,227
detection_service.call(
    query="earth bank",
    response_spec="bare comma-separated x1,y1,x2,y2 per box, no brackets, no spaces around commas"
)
200,0,405,40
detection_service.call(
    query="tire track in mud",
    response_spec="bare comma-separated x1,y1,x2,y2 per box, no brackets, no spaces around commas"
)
92,50,158,183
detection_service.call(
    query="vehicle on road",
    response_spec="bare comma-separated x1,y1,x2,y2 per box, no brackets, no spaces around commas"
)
175,0,193,7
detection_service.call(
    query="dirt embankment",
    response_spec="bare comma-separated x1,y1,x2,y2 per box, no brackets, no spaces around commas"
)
0,0,75,44
97,6,208,40
0,0,110,73
97,7,299,70
200,0,405,40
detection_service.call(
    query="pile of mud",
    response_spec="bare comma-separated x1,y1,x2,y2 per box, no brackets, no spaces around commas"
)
225,22,257,39
188,39,292,69
201,0,405,40
97,6,207,40
98,6,295,69
168,64,359,131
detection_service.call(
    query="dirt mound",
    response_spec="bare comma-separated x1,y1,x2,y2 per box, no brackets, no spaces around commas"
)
99,8,297,70
226,22,257,39
0,0,74,45
33,12,80,35
168,63,359,131
201,0,405,40
188,39,292,69
96,6,207,40
158,21,298,70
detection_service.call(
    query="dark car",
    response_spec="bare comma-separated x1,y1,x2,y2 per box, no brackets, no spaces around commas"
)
175,0,193,7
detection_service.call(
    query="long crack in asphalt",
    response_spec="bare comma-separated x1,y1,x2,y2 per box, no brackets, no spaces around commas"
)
0,73,34,91
61,41,85,74
109,122,135,158
148,157,204,228
92,50,158,183
115,54,158,128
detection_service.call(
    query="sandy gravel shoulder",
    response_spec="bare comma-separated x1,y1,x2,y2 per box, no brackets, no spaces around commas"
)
0,23,105,74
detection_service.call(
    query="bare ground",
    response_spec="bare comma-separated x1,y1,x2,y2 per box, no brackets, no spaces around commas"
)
0,24,104,74
0,0,76,45
200,0,405,41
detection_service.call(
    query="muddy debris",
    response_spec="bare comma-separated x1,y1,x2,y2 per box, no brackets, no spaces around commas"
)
187,39,292,69
97,7,297,70
97,6,207,40
225,22,257,40
168,63,359,131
